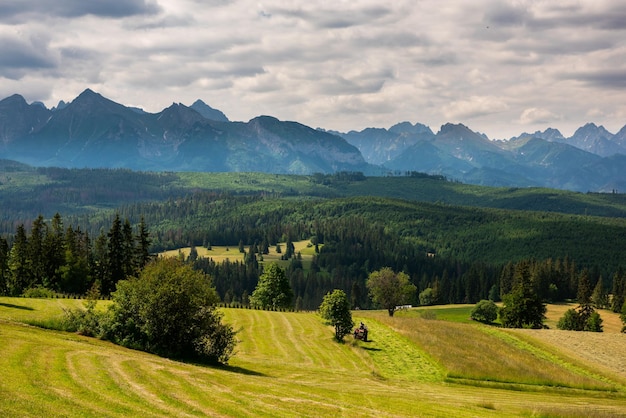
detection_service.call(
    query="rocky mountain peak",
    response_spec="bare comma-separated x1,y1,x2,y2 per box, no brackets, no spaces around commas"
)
190,99,229,122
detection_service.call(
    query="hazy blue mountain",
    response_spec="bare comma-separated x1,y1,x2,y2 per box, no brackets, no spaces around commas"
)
560,123,625,157
510,128,565,142
190,99,229,122
0,89,369,174
337,122,435,165
2,89,626,191
0,94,51,145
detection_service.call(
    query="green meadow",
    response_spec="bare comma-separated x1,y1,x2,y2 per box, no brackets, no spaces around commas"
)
1,297,626,417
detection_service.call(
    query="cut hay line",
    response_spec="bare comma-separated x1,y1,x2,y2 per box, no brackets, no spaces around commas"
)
356,310,618,391
352,317,444,382
511,329,626,383
3,301,626,417
481,327,623,391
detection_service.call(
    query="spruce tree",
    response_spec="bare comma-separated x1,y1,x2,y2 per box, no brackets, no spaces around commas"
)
8,224,29,295
0,237,9,295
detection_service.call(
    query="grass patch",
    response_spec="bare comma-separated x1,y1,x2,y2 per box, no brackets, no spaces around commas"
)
395,304,475,323
160,239,320,271
357,310,618,391
2,298,626,417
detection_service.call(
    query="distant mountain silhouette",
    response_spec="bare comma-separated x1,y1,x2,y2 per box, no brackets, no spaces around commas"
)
2,89,626,191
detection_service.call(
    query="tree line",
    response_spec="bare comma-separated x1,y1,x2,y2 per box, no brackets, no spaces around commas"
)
0,213,151,296
2,210,626,321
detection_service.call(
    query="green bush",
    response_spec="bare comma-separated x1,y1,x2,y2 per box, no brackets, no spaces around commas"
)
557,308,603,332
557,308,580,331
419,288,434,306
105,258,236,364
470,299,498,323
22,286,57,298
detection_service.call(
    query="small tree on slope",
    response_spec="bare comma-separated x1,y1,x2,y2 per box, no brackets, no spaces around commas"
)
366,267,416,317
319,289,354,341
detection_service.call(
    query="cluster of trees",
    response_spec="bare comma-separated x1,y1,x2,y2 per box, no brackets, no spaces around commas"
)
470,260,626,331
0,213,151,296
63,258,236,364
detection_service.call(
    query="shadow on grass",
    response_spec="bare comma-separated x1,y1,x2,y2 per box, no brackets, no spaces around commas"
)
214,363,267,377
0,302,34,311
186,359,266,377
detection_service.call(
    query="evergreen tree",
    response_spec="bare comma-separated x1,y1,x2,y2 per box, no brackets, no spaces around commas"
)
0,237,9,295
27,215,47,287
499,261,515,299
134,216,151,271
576,269,594,326
500,262,546,329
250,263,293,309
92,229,110,295
43,213,65,290
106,214,125,294
591,276,609,309
8,225,29,295
611,271,625,313
122,218,135,278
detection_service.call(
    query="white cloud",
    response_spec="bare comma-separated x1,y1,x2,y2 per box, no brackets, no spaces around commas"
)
442,96,509,121
0,0,624,138
519,108,561,125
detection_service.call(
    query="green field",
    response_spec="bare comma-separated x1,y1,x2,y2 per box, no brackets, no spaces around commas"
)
1,297,626,417
160,240,319,270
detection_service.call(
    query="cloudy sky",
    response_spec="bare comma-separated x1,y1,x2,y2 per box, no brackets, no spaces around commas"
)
1,0,625,139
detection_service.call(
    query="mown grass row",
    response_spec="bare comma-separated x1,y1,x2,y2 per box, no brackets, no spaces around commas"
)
2,297,626,417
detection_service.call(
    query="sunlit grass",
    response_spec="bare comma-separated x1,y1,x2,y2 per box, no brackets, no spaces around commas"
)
357,310,619,391
2,298,626,417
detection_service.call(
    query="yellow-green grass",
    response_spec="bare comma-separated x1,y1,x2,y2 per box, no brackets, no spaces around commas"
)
357,310,622,392
160,239,319,269
544,303,624,333
2,298,626,417
0,297,110,323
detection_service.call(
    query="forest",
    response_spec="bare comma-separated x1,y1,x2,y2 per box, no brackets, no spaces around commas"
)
2,164,626,311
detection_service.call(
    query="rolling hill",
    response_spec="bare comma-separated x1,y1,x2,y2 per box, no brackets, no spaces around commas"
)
1,297,625,417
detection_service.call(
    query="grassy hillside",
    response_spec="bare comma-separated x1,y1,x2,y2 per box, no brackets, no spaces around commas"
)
1,297,626,417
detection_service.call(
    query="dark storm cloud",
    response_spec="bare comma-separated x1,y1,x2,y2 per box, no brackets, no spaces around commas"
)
0,35,56,78
484,3,626,32
566,69,626,89
350,31,429,49
484,2,530,27
0,0,160,22
272,5,393,29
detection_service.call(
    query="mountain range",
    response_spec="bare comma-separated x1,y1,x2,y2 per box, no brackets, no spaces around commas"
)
1,89,626,192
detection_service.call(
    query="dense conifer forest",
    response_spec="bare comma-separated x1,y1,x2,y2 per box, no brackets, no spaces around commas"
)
2,164,626,311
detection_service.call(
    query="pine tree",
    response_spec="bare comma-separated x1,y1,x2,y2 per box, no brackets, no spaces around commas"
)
250,263,293,310
0,237,9,295
43,213,65,290
611,270,625,313
135,216,151,271
27,215,47,287
500,261,546,329
122,218,135,278
591,276,609,309
92,229,110,294
8,225,29,295
576,269,594,325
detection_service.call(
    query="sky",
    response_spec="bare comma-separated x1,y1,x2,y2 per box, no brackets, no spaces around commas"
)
1,0,625,139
